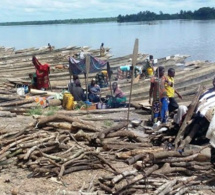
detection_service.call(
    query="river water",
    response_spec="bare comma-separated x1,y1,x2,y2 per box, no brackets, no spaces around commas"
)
0,20,215,61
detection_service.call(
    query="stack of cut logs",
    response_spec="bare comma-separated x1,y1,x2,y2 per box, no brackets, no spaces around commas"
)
0,113,214,195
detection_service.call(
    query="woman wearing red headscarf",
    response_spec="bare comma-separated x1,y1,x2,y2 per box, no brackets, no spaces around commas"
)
32,56,50,90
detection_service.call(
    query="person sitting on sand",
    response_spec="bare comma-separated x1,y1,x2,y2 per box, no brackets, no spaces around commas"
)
88,79,101,103
107,82,126,108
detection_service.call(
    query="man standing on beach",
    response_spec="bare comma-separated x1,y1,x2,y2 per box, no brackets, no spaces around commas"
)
165,68,182,114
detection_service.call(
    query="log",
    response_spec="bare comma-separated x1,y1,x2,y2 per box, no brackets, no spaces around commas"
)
171,161,212,169
71,121,101,132
157,153,199,163
57,108,135,116
73,130,95,141
47,122,76,130
47,99,62,107
147,150,194,162
0,98,34,107
30,88,59,96
0,111,16,117
103,142,152,151
116,148,163,159
169,176,197,195
114,164,159,194
154,179,177,195
178,123,199,150
175,187,189,195
127,153,148,165
154,163,192,176
0,94,21,101
97,122,128,139
174,85,203,148
111,170,137,184
0,107,28,114
107,130,147,142
37,114,99,131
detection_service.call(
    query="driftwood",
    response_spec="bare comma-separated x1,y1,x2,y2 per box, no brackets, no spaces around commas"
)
174,85,203,148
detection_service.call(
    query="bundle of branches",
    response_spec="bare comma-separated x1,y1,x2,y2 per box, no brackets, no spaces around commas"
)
1,113,214,194
0,114,149,177
98,148,215,195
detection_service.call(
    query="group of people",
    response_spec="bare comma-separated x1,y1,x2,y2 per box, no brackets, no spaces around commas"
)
68,74,127,108
149,66,182,124
116,55,155,81
149,65,215,165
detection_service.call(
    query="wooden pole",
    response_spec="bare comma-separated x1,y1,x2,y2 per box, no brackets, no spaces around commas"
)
174,85,203,149
107,62,113,97
85,55,90,101
85,55,90,113
127,39,139,127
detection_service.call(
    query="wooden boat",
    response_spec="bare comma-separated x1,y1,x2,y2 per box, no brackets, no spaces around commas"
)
0,44,213,107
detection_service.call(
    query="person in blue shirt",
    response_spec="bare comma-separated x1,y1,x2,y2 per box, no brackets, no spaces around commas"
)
88,79,101,102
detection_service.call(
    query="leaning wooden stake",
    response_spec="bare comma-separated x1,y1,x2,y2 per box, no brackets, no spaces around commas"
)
85,55,90,101
127,39,139,127
107,61,113,96
85,55,90,112
174,85,203,149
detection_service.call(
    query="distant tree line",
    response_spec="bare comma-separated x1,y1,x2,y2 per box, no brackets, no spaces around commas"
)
117,7,215,22
0,17,116,26
0,7,214,26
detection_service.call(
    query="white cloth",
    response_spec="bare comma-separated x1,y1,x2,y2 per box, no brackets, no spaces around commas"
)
80,52,85,60
206,114,215,148
173,105,188,125
197,90,215,116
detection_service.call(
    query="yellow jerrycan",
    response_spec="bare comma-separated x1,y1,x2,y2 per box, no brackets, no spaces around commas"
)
63,93,74,110
147,67,154,76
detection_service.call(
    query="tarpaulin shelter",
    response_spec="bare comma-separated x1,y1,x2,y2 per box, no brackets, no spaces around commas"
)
68,55,108,101
69,55,107,76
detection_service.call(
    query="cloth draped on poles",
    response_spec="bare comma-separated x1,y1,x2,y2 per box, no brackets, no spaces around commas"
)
32,56,50,90
69,55,107,75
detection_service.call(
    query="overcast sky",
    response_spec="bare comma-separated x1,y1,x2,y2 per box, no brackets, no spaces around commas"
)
0,0,214,22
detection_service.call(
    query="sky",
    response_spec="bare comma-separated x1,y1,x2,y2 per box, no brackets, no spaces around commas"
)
0,0,214,22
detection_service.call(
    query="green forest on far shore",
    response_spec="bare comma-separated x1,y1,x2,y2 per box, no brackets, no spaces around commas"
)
117,7,215,22
0,7,214,26
0,17,116,26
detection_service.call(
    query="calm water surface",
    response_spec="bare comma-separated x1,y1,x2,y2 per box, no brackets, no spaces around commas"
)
0,20,215,61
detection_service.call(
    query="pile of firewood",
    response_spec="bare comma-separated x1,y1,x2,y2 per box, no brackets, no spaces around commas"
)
0,114,215,195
